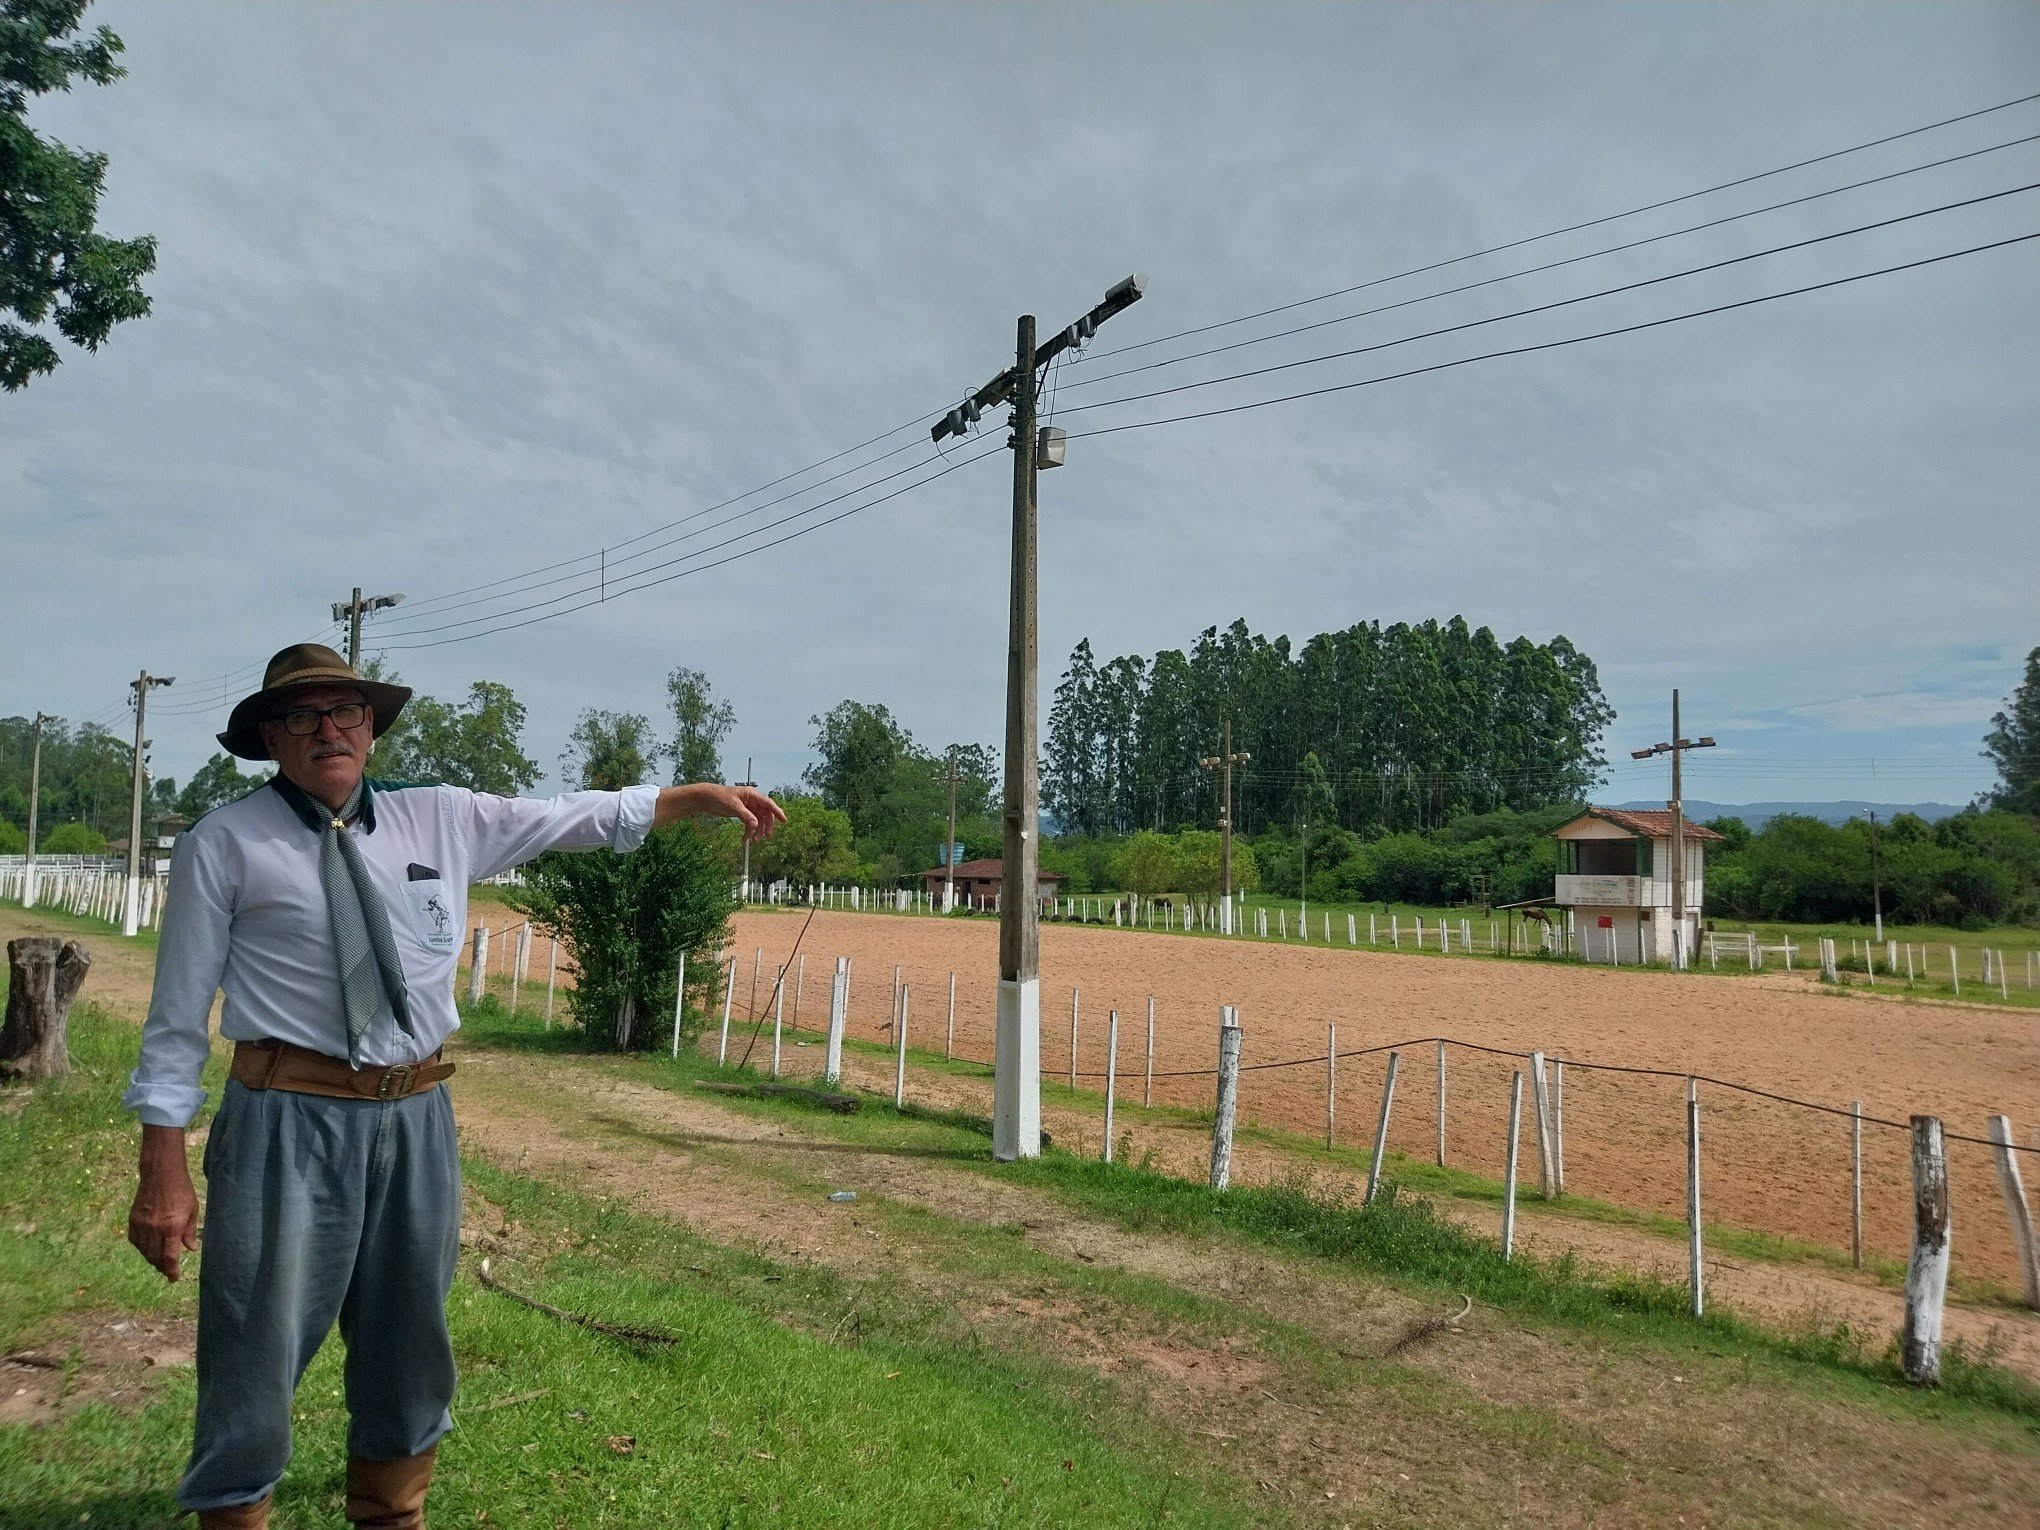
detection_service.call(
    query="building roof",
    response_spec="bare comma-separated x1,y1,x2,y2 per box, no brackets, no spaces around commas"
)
920,857,1064,882
1555,807,1725,842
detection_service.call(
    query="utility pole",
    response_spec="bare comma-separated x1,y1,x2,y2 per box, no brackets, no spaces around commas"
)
1866,810,1884,943
124,672,174,936
1198,719,1251,935
23,712,54,909
331,587,406,667
1629,690,1714,969
934,274,1145,1161
942,744,959,914
737,756,757,901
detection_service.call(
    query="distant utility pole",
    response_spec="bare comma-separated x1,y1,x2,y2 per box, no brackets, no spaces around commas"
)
933,274,1146,1161
1866,810,1884,943
23,712,54,909
331,587,406,667
124,672,175,937
943,744,959,914
1629,689,1714,969
737,755,757,900
1198,718,1250,935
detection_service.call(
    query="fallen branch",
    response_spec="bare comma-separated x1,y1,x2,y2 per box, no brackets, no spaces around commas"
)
476,1258,681,1347
1379,1294,1473,1359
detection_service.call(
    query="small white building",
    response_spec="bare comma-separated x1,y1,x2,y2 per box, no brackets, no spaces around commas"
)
1551,807,1724,966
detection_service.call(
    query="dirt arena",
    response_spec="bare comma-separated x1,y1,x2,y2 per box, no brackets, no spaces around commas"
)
689,910,2040,1292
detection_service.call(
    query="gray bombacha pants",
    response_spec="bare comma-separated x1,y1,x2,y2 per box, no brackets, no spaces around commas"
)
178,1077,461,1513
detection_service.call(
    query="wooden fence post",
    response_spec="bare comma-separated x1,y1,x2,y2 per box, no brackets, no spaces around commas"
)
466,926,488,1005
1987,1115,2040,1310
1,936,91,1082
770,966,785,1079
893,984,909,1109
1502,1070,1523,1260
1435,1040,1447,1166
945,971,956,1060
1211,1007,1242,1191
669,952,687,1060
793,953,805,1033
1069,987,1080,1090
1687,1077,1704,1318
1851,1100,1864,1268
1949,945,1959,995
510,924,530,1016
823,956,848,1085
544,936,557,1029
1366,1051,1400,1205
1552,1060,1565,1196
1325,1023,1336,1149
1903,1115,1949,1386
1103,1011,1120,1163
1528,1051,1556,1198
1142,997,1157,1107
717,956,737,1066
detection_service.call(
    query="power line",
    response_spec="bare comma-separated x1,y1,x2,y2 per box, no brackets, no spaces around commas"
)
376,442,988,646
1059,229,2040,443
1059,132,2040,394
1057,183,2039,420
1072,88,2040,366
377,441,1006,652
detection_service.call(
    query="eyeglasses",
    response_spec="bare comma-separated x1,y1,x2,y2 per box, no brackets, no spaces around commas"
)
271,702,368,736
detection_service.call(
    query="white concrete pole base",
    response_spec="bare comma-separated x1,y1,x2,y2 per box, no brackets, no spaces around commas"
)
993,977,1041,1161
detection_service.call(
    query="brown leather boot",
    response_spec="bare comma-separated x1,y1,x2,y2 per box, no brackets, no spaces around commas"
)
344,1446,437,1528
196,1499,271,1530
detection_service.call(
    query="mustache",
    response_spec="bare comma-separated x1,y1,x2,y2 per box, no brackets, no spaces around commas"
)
308,744,355,760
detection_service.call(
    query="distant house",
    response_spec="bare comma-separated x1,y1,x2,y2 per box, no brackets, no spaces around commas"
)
917,857,1064,907
1551,807,1724,965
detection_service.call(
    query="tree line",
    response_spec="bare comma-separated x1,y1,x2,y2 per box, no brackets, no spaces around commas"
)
1042,616,1614,841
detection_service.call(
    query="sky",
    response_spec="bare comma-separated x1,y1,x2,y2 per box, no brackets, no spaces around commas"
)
4,1,2037,813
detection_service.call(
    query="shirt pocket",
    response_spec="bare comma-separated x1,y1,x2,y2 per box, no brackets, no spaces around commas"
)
402,878,460,953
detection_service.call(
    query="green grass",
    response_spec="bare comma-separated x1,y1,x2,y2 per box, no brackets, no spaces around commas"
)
457,1001,2040,1428
0,1007,1266,1528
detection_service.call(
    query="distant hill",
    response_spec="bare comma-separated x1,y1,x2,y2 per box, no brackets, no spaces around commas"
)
1614,799,1963,829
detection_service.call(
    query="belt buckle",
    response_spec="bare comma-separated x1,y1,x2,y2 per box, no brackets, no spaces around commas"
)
377,1063,417,1100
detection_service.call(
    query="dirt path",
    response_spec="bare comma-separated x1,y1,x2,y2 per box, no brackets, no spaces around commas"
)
448,1041,2038,1527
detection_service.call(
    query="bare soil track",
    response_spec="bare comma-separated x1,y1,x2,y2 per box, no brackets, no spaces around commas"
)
712,910,2040,1291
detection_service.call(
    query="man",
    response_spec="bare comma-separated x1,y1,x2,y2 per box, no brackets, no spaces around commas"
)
123,644,783,1528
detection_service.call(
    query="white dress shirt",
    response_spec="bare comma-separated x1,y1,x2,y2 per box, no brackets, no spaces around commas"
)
122,777,659,1127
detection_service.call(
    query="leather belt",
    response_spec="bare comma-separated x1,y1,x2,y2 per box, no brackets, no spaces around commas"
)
230,1038,455,1102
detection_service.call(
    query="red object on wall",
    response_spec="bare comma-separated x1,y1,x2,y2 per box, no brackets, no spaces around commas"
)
1597,915,1614,929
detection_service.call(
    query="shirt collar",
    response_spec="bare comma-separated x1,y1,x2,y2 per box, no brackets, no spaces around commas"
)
269,773,378,834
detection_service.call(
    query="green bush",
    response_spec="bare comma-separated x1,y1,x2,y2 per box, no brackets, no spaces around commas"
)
38,821,106,854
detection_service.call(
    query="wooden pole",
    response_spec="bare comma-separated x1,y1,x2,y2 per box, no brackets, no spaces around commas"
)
1687,1077,1704,1317
466,927,488,1006
1366,1051,1400,1205
1902,1115,1949,1386
1987,1114,2040,1310
1851,1100,1864,1269
793,953,805,1033
945,971,956,1061
771,965,785,1079
1435,1039,1447,1166
669,951,687,1061
1502,1070,1523,1261
1528,1051,1556,1198
1144,997,1155,1107
1324,1023,1336,1149
892,984,909,1108
824,956,848,1086
1103,1010,1119,1163
1069,987,1080,1091
717,956,736,1066
1211,1007,1242,1191
1552,1060,1565,1196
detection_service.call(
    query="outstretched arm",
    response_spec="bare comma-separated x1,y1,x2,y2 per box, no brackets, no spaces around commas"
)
654,782,786,840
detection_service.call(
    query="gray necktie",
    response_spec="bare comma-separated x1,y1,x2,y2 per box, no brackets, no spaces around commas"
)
321,782,413,1068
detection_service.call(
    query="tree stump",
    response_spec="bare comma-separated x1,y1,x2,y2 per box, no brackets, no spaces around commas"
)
2,937,92,1083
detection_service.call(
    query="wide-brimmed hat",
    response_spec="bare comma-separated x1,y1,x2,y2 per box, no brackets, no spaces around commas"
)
217,643,412,761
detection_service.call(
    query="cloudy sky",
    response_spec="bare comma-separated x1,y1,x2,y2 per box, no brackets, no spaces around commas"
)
5,1,2036,811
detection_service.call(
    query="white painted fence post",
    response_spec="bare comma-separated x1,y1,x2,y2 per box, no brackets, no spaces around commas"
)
1069,987,1080,1091
1103,1010,1120,1163
1366,1051,1400,1205
1502,1070,1523,1261
1324,1023,1336,1149
1851,1100,1864,1269
510,925,531,1016
1211,1007,1242,1191
1687,1077,1704,1317
1347,913,1357,946
1903,1115,1949,1386
1144,997,1155,1108
770,966,785,1079
945,971,956,1061
1552,1060,1565,1196
544,937,558,1029
717,956,736,1066
793,953,806,1033
1987,1115,2040,1310
1528,1051,1556,1199
1436,1040,1447,1166
1949,945,1959,995
823,956,849,1085
466,927,488,1005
